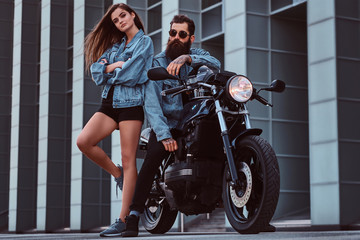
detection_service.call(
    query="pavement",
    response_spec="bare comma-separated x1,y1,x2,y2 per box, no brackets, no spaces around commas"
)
1,230,360,240
1,219,360,240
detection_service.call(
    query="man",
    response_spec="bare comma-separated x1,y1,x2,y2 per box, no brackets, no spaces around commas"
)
121,14,221,237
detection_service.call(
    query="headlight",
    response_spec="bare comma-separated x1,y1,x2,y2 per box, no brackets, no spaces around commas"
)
226,75,253,103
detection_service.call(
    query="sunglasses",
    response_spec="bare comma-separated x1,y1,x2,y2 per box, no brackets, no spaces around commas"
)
169,29,191,39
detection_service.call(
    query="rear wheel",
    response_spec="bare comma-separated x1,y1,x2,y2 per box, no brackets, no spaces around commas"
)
141,182,178,234
223,135,280,234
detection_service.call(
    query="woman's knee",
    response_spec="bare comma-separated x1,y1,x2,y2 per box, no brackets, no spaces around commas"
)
121,152,136,169
76,134,90,152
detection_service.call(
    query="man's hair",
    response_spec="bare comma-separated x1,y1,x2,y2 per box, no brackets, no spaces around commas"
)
170,14,195,36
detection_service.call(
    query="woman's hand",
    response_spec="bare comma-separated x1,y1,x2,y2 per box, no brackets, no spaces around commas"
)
104,60,126,73
161,138,178,152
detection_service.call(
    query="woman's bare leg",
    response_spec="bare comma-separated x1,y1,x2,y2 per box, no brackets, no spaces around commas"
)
118,120,142,222
76,112,122,178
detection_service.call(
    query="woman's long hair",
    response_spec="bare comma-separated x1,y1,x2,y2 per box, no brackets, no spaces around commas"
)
84,3,145,72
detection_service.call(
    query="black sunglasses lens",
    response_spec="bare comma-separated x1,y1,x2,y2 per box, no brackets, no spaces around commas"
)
178,31,188,38
169,29,189,38
169,29,177,37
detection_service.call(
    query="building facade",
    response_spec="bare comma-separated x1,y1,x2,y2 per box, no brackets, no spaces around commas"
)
0,0,359,233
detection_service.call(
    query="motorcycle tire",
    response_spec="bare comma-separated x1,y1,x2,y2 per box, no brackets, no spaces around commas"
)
222,135,280,234
141,199,178,234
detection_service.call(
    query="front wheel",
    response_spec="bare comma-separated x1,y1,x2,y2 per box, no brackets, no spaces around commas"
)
223,135,280,234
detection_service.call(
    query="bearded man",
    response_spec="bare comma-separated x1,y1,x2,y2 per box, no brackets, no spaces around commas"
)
121,14,220,237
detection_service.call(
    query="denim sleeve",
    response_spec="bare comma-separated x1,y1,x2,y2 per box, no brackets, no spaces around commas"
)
189,48,221,71
143,60,172,142
90,48,114,86
109,37,154,87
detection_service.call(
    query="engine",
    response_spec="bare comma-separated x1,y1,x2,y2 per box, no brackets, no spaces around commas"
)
164,118,225,215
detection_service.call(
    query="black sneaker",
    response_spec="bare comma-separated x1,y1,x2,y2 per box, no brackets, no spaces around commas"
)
99,218,126,237
122,215,139,237
262,224,276,232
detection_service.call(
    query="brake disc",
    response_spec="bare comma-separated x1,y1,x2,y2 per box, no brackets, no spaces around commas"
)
229,162,252,208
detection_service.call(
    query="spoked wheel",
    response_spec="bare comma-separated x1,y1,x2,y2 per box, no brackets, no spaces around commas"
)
141,181,178,234
223,135,280,234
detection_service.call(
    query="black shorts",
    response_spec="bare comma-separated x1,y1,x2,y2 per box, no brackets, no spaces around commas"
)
98,103,144,123
97,104,144,123
97,86,144,124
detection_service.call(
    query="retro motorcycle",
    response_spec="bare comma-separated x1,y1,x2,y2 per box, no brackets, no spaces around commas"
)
139,65,285,234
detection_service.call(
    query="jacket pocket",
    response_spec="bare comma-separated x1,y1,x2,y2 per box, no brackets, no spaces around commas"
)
113,85,143,106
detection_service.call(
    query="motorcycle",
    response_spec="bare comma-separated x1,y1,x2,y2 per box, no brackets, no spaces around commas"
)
139,65,285,234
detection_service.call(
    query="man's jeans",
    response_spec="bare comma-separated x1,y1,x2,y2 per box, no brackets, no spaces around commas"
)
129,131,170,213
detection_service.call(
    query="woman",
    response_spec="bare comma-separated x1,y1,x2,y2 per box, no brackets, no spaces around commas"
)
77,3,153,237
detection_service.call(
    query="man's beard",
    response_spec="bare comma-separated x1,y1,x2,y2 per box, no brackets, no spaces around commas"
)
165,38,191,60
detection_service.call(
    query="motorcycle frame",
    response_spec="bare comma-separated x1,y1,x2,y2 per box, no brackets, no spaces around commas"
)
208,84,258,188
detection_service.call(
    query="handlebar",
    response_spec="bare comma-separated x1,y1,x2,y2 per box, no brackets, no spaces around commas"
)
161,85,186,96
253,93,273,107
161,81,273,107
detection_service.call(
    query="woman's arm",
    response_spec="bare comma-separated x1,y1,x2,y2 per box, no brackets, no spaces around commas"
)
108,36,154,87
90,48,113,86
102,59,125,73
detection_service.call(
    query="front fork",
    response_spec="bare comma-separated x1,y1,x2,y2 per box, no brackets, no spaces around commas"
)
215,100,251,187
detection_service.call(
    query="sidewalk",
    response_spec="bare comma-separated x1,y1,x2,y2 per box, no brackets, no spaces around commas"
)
1,219,360,240
1,230,360,240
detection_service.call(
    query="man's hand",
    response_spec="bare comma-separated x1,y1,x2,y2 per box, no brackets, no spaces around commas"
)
167,55,192,76
161,138,178,152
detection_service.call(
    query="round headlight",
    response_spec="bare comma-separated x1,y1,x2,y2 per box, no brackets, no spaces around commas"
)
226,75,253,103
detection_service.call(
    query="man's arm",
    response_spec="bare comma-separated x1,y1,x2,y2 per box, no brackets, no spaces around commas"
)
166,48,221,76
143,79,172,141
166,55,192,76
189,48,221,70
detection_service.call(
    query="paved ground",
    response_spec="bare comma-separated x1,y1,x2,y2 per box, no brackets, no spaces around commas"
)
1,231,360,240
2,218,360,240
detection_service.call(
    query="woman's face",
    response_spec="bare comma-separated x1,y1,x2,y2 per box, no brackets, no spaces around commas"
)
111,7,135,33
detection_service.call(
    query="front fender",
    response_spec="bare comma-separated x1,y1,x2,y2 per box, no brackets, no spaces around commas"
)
231,128,262,148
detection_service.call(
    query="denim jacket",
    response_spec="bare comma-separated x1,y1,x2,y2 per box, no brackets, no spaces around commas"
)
90,29,154,108
144,48,221,141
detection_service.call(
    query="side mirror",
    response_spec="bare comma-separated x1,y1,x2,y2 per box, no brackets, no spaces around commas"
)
266,79,286,93
147,66,179,81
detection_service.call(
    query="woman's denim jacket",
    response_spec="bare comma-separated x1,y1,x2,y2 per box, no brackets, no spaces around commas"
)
144,48,221,141
90,29,154,108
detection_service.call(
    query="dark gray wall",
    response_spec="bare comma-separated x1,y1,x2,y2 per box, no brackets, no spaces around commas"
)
246,0,309,219
0,0,14,231
336,0,360,225
80,0,112,231
43,0,73,231
16,0,41,232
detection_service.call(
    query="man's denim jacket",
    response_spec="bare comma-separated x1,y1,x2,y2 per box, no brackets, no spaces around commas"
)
144,48,221,142
90,29,154,108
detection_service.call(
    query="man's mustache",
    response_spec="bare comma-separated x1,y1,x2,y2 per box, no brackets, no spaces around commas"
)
169,39,184,46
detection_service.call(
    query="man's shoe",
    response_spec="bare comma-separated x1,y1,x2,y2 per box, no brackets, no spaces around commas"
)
262,223,276,232
122,215,139,237
99,219,126,237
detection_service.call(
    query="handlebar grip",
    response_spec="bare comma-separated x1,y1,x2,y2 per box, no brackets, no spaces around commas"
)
161,86,186,96
255,94,272,106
